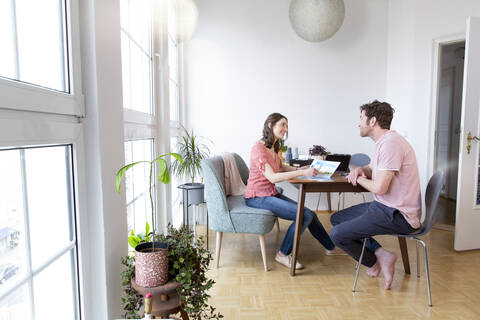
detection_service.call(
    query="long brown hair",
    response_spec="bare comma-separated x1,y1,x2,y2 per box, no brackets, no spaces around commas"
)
262,113,288,153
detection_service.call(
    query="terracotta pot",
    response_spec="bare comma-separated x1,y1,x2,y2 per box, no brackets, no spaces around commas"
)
134,242,169,287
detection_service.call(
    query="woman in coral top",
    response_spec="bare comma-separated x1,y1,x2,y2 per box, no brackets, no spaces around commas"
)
244,113,342,270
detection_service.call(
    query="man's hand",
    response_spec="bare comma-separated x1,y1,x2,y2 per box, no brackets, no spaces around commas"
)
302,167,319,177
347,167,367,186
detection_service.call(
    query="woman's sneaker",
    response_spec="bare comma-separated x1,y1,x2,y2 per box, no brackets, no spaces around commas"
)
275,253,304,270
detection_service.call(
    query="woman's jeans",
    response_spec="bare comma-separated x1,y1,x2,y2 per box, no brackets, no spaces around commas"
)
245,193,335,255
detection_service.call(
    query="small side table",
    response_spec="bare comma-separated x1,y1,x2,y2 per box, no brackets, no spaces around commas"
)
131,279,189,320
177,183,208,249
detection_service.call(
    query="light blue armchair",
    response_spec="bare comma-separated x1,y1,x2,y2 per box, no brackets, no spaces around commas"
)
201,153,279,272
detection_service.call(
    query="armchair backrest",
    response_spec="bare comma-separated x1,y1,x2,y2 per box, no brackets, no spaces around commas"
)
201,153,250,232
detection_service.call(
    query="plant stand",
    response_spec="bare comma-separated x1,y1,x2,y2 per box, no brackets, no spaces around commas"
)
177,183,208,249
131,278,189,320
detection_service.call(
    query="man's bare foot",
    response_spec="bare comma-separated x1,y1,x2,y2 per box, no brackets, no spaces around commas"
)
366,261,381,277
375,248,397,290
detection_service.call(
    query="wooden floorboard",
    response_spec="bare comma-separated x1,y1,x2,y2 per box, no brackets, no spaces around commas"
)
193,212,480,319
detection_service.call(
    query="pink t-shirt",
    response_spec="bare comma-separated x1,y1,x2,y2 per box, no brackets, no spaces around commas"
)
371,131,422,228
244,141,280,198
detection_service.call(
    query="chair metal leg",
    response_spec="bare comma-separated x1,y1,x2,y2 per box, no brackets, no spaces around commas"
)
337,192,343,212
316,193,322,211
417,239,432,307
352,238,367,292
416,240,420,278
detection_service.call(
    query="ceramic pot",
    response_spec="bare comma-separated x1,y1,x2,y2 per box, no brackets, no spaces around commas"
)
134,242,169,287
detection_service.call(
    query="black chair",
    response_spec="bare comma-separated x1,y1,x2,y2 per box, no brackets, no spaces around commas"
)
352,171,445,307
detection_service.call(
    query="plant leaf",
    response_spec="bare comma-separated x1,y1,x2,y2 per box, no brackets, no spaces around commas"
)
145,221,150,236
155,158,170,184
115,161,146,193
128,235,141,249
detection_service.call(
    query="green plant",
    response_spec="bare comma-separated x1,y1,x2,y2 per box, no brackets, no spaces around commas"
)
121,224,223,319
171,126,210,184
280,139,288,153
120,255,143,319
116,153,182,242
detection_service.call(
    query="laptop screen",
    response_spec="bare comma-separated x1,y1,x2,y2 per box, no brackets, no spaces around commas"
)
325,154,351,172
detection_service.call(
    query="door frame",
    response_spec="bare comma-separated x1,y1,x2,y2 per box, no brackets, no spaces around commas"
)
427,34,465,187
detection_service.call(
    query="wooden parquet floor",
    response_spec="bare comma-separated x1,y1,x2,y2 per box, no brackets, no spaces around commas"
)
200,213,480,319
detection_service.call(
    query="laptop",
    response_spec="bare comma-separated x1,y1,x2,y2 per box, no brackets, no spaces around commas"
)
325,154,351,175
309,159,341,180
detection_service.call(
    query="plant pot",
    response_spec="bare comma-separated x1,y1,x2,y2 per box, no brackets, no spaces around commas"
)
134,242,169,287
178,183,204,205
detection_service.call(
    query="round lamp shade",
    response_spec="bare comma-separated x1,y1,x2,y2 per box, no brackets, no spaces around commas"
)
174,0,199,42
289,0,345,42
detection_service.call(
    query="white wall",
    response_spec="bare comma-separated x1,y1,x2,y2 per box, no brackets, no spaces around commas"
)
185,0,389,207
79,0,127,318
185,0,388,159
386,0,480,191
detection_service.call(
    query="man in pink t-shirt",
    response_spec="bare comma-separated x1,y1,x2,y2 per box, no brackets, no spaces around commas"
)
330,100,421,290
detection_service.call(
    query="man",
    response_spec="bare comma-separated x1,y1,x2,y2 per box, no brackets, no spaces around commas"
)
330,100,421,290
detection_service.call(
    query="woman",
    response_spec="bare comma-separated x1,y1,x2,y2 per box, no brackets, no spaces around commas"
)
244,113,341,270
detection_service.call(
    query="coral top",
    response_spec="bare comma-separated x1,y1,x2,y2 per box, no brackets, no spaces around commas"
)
244,141,280,198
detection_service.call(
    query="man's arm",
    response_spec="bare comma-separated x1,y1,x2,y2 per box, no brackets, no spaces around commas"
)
347,165,372,185
356,170,395,195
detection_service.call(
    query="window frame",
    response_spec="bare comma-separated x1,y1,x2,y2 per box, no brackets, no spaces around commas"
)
0,0,84,117
121,0,185,234
0,114,85,320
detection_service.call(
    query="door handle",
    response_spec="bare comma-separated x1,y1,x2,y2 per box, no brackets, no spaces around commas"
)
467,132,480,154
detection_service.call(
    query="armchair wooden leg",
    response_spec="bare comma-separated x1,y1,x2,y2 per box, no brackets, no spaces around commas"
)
215,232,223,269
275,217,280,232
259,234,268,272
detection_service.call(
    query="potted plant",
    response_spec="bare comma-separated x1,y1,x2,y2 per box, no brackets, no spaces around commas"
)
121,224,223,319
116,152,182,288
171,126,210,208
309,144,328,160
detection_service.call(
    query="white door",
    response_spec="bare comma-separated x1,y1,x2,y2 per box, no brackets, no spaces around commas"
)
455,16,480,251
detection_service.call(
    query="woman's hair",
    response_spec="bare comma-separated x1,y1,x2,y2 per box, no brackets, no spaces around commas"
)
262,113,288,153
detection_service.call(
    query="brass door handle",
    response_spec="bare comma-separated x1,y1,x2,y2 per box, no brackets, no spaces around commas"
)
467,132,480,154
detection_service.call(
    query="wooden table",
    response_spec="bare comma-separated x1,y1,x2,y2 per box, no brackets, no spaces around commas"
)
288,175,411,276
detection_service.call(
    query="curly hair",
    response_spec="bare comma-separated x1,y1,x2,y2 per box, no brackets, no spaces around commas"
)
262,113,288,153
360,100,395,129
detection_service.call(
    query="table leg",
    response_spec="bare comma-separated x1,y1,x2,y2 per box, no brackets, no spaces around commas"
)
327,192,332,213
291,185,306,276
398,237,411,274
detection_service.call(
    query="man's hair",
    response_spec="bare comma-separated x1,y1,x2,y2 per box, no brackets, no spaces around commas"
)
359,100,395,129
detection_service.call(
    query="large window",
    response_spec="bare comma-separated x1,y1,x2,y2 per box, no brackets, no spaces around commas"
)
0,0,69,92
120,0,184,236
120,0,153,114
124,139,154,238
0,0,84,318
0,145,79,319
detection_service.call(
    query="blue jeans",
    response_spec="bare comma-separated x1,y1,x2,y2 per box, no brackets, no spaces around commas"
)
245,194,335,255
330,201,417,267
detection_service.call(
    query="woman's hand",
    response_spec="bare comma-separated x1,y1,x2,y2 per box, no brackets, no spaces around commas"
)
302,167,319,177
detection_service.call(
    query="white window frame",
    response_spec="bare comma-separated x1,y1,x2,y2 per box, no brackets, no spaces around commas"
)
0,0,87,318
0,112,86,320
121,0,185,233
0,0,84,116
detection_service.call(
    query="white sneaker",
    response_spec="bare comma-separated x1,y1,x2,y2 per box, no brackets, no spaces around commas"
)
275,253,304,270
